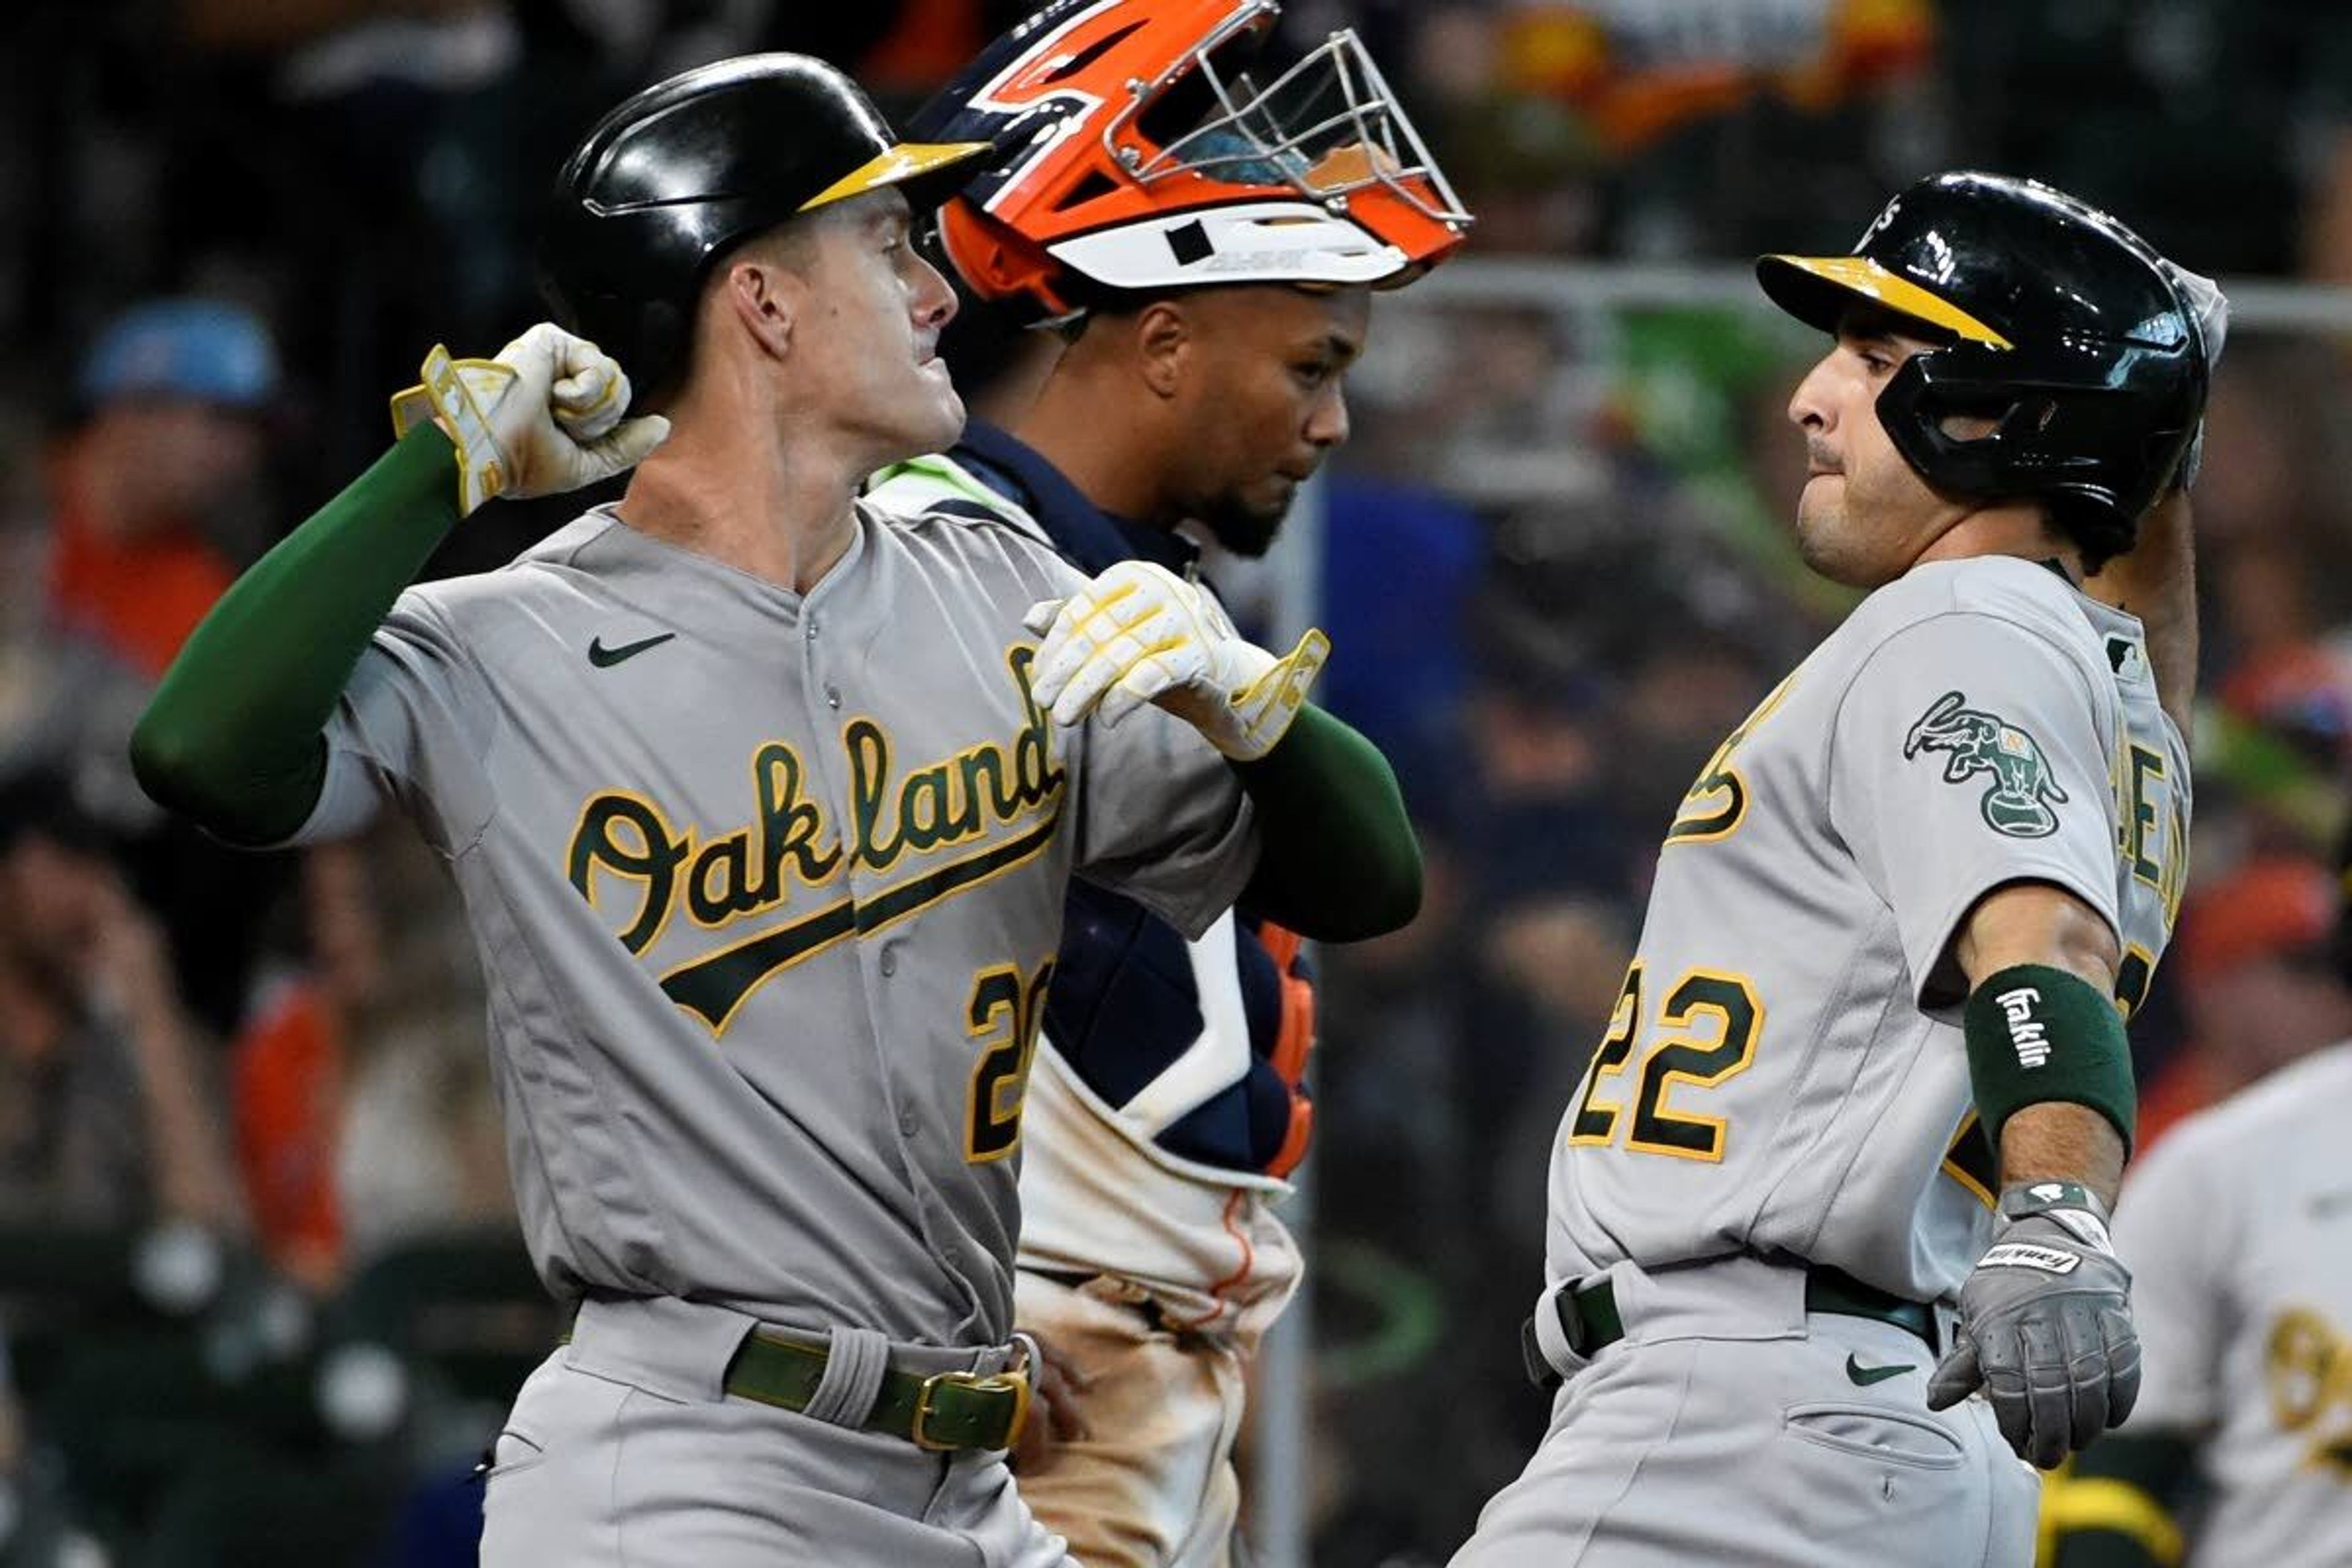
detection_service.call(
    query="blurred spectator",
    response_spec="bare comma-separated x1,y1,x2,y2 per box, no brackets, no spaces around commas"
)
232,821,507,1291
6,299,276,794
1316,464,1486,810
0,298,292,1036
2141,854,2352,1151
1400,0,1939,257
325,823,508,1268
0,769,242,1232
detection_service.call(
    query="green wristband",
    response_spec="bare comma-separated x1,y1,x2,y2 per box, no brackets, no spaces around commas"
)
1962,963,2137,1157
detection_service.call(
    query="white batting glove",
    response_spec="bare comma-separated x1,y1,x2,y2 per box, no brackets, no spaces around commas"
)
1023,560,1329,762
388,322,670,516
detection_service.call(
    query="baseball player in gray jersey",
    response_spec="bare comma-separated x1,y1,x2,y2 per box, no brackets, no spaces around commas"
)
129,54,1420,1568
1455,173,2219,1568
2049,982,2352,1562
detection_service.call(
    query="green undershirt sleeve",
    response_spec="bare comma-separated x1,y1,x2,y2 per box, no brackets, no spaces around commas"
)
130,424,464,845
1231,704,1423,942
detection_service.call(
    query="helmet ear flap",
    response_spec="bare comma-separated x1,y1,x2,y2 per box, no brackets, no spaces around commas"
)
1874,346,2173,569
1874,350,2031,502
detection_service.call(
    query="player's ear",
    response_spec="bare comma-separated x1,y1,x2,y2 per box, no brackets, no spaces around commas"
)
1133,300,1193,401
717,244,805,366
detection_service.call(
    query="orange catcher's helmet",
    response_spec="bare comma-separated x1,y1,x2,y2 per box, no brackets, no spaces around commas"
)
910,0,1471,322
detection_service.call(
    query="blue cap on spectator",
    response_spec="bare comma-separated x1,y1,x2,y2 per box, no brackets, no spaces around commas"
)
78,299,279,411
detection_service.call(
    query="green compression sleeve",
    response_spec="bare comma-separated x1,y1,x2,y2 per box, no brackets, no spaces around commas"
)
1231,704,1423,942
130,424,464,845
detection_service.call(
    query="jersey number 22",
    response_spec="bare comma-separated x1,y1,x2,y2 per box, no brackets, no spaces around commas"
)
1569,963,1764,1162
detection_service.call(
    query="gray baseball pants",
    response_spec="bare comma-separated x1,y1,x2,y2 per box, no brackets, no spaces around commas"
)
1453,1256,2040,1568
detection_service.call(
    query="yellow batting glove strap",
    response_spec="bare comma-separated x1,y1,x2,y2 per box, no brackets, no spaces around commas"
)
1221,627,1330,761
386,346,513,516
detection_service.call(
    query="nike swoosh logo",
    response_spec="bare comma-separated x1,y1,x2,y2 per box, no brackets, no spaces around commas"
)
1846,1354,1913,1387
589,632,676,668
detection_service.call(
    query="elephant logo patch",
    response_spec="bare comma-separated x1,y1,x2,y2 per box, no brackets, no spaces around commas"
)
1902,691,2068,838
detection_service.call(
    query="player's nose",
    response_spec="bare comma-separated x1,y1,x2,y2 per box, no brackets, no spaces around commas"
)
1787,352,1838,433
1304,382,1350,448
911,252,957,334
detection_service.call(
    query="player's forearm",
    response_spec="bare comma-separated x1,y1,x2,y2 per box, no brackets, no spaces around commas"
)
132,424,464,843
1959,881,2135,1190
1231,704,1422,941
2086,491,2196,742
1998,1101,2126,1207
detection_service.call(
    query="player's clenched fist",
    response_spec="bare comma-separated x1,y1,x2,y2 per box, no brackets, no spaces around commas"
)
390,322,671,515
1023,560,1329,761
1926,1180,2141,1469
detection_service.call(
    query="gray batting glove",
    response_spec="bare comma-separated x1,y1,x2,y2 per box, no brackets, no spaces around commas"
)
1925,1180,2140,1470
2160,260,2228,491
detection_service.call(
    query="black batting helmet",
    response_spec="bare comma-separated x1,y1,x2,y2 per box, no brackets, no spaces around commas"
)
1757,172,2209,558
538,54,990,403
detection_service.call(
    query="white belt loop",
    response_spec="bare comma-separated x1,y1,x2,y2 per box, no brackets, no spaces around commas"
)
801,1325,890,1428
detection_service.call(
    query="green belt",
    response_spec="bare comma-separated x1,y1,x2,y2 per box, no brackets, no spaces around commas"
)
1521,1265,1940,1392
560,1327,1031,1453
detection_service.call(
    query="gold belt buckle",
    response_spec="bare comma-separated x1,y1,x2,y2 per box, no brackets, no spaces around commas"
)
911,1367,1033,1452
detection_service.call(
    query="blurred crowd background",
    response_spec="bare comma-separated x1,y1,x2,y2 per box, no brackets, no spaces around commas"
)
6,1,2352,1564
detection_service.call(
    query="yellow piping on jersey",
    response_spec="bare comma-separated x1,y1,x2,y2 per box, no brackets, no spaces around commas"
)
1664,677,1794,846
2037,1472,2183,1566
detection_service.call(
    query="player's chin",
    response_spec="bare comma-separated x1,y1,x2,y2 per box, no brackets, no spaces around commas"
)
883,374,966,461
1794,516,1897,590
1200,490,1289,559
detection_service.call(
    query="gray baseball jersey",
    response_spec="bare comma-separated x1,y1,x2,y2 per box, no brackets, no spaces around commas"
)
2108,1040,2352,1568
1545,555,2189,1305
284,499,1259,1347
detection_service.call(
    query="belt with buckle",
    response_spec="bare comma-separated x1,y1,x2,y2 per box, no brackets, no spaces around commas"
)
1520,1264,1939,1392
559,1324,1030,1452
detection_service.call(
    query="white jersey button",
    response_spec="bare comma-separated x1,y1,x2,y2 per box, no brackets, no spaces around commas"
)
879,946,898,978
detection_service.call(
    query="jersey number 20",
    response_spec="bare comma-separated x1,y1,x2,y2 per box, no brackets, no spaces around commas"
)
965,958,1055,1164
1569,963,1764,1162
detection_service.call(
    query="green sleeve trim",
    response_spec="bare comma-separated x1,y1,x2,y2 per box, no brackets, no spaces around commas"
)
1963,962,2137,1156
131,424,464,845
1231,705,1422,942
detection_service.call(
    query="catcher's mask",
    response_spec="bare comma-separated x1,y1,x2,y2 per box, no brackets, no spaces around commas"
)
911,0,1471,324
